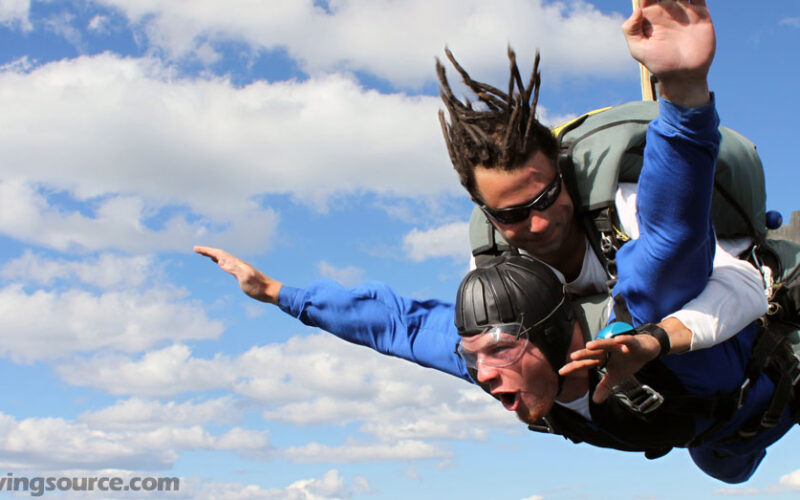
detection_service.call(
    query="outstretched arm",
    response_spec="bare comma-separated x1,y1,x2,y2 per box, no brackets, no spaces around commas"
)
194,246,471,382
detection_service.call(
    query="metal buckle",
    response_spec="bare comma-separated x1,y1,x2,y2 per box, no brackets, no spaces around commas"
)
528,417,556,434
789,358,800,387
736,378,751,409
611,378,664,415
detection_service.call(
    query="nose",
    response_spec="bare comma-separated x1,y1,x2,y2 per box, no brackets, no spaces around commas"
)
475,361,500,384
526,211,550,235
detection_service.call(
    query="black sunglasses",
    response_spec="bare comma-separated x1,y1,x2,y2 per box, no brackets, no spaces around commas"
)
479,172,562,225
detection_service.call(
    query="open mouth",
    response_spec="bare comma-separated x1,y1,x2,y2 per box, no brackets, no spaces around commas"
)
498,392,519,411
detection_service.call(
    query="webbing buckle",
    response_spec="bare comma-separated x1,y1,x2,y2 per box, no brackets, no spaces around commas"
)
528,417,556,434
612,379,664,415
789,358,800,387
736,379,751,409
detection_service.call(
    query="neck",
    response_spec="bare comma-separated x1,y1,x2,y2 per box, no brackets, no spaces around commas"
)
543,221,585,282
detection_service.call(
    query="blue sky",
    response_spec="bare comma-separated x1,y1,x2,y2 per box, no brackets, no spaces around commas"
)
0,0,799,498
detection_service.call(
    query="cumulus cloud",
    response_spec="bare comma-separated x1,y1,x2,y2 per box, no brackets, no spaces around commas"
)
317,261,365,286
0,38,580,258
713,487,763,496
0,54,451,212
189,469,369,500
780,469,800,490
0,180,279,254
78,397,242,431
58,344,234,396
0,0,31,31
0,412,267,471
0,285,223,362
0,250,156,289
403,221,469,262
280,440,448,464
58,334,515,445
97,0,629,87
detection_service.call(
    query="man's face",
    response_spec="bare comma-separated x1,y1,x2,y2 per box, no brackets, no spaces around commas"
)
474,151,578,262
461,335,559,425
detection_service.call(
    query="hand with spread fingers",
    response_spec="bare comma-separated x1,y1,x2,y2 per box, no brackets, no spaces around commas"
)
623,0,715,107
194,246,283,304
559,333,662,403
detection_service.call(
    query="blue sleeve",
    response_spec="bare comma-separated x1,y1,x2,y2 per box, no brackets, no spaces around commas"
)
277,280,473,382
614,98,721,325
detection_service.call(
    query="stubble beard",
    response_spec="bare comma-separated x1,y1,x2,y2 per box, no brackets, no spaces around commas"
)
514,389,557,425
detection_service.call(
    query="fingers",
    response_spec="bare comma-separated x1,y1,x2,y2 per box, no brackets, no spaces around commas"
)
621,5,645,38
583,338,632,355
592,379,614,404
194,245,242,277
639,0,698,7
194,245,223,261
559,357,604,376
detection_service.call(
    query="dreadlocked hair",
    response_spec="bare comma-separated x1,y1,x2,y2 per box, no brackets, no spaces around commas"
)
436,46,558,200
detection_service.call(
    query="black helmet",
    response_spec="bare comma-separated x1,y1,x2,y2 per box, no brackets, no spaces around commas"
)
455,254,574,374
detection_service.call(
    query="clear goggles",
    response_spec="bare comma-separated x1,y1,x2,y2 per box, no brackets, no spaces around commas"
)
456,323,529,369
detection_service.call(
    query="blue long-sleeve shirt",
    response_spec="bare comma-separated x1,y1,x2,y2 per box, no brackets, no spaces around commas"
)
278,279,469,381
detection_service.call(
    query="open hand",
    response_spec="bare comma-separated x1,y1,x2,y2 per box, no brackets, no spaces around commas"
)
623,0,714,107
194,246,282,304
559,334,661,403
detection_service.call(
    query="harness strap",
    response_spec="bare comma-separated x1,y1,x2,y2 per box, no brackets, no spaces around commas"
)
730,322,800,441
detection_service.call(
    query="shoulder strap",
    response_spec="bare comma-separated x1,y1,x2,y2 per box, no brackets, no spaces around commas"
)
468,205,513,264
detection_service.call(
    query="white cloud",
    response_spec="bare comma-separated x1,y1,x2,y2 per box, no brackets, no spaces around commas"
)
0,54,450,203
57,334,515,443
0,411,269,471
87,14,111,34
43,11,84,52
0,287,223,362
403,221,469,262
280,440,449,464
780,468,800,490
0,180,280,254
188,470,368,500
97,0,629,87
780,17,800,28
58,344,234,396
0,0,31,31
0,250,156,289
713,487,763,496
78,397,241,431
317,261,365,287
0,53,458,253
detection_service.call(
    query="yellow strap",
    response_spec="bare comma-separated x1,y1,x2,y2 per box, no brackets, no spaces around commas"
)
550,107,612,138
